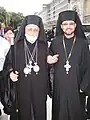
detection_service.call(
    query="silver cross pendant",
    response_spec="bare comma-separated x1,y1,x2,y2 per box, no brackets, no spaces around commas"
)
64,60,71,74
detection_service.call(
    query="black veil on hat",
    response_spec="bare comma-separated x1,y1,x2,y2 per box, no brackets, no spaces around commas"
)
56,10,86,39
15,15,46,42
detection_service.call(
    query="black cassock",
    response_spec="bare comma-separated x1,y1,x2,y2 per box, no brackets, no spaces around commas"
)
4,40,49,120
49,35,90,120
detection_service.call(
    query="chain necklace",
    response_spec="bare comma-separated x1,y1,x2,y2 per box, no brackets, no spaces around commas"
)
23,39,40,77
63,36,76,74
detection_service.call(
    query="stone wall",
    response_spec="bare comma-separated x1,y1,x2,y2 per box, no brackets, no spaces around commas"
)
83,0,90,23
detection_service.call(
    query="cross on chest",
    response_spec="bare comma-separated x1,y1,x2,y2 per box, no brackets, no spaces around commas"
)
64,60,71,74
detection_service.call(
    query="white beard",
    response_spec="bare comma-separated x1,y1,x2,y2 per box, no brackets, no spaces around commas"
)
25,34,38,44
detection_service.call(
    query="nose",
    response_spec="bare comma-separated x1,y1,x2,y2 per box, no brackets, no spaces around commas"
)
30,30,34,36
31,30,34,34
67,24,71,28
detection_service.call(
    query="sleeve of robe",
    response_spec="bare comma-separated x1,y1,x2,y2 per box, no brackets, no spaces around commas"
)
48,38,57,55
3,48,12,72
1,45,18,115
46,43,53,98
0,48,12,95
80,40,90,95
0,48,13,106
47,39,57,98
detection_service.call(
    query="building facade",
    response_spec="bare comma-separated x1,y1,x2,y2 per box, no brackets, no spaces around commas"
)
83,0,90,23
38,0,69,29
37,0,90,29
70,0,90,23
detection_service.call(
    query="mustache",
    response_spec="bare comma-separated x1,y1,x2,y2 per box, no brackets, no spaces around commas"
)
66,28,73,30
64,31,74,35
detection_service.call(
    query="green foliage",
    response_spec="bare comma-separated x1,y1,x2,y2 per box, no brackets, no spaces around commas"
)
10,12,24,29
0,7,7,24
0,6,24,30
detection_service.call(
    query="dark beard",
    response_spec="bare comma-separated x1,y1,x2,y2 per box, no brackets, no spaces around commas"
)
64,31,75,36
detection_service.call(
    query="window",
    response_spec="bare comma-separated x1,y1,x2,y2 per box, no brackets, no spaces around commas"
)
83,24,90,45
83,24,90,32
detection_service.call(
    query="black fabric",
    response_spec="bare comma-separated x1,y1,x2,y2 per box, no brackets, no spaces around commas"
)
2,77,15,115
56,10,86,39
87,96,90,119
64,36,74,56
0,45,18,116
80,93,87,119
49,36,90,120
47,66,53,98
59,11,76,23
0,69,15,115
0,71,3,99
6,40,48,120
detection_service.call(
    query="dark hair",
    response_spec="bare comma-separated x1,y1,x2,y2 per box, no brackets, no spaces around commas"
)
0,23,1,29
4,26,13,34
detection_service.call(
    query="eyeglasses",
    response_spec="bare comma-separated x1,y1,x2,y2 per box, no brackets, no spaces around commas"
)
61,22,75,26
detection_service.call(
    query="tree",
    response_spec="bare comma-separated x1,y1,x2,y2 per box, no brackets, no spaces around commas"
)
0,6,24,30
10,12,24,29
0,7,7,24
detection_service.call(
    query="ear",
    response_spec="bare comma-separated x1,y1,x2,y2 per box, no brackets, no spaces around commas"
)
75,23,76,28
61,24,63,30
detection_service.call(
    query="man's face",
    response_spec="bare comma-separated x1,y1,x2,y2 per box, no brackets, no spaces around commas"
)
25,24,39,37
61,20,76,35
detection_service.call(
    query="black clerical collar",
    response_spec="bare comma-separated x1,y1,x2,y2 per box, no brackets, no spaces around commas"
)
64,35,75,41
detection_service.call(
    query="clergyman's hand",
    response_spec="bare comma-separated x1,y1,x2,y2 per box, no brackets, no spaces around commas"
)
47,54,59,64
10,71,19,82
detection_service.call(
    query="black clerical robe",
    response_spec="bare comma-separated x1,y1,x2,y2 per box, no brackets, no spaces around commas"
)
49,35,90,120
4,40,49,120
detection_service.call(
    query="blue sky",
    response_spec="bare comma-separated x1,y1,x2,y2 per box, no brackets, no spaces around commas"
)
1,0,52,16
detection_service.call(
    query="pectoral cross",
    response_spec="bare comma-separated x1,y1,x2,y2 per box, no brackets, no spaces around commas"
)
29,61,33,68
64,60,71,74
28,61,33,74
